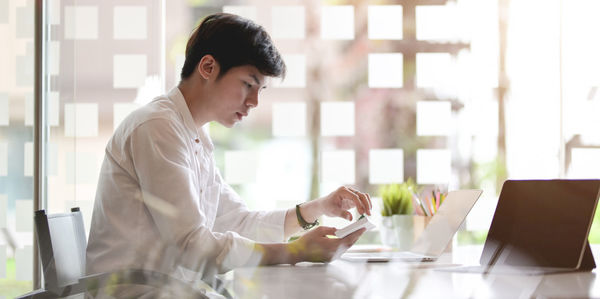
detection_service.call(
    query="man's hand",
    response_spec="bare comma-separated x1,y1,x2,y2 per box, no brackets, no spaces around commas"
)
318,186,372,221
288,226,365,263
283,186,372,238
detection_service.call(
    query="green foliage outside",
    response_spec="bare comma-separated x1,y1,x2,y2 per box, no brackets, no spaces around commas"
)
0,258,32,298
380,179,418,216
589,207,600,244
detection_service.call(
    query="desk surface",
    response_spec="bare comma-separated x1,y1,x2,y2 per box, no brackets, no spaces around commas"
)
231,245,600,298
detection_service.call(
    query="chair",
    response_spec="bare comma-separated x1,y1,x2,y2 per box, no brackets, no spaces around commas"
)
16,208,210,299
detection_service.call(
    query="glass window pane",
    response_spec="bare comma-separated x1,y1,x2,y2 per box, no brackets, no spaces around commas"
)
416,149,451,185
321,150,355,184
272,102,306,137
369,149,404,184
320,102,354,137
368,5,403,40
64,6,99,40
271,6,305,39
321,5,354,40
368,53,403,88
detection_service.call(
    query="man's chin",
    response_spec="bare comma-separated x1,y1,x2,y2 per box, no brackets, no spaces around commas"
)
216,120,236,128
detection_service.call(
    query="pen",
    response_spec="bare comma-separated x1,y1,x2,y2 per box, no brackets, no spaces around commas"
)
412,191,430,216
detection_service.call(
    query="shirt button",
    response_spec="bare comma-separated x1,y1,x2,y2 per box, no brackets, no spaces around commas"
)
195,138,200,143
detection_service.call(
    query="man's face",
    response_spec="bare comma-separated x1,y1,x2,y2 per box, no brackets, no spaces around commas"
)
207,65,268,128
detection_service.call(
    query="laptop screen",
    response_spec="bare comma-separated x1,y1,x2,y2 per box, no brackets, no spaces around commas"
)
480,180,600,268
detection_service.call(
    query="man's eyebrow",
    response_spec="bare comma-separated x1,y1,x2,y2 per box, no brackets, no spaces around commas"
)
249,74,262,85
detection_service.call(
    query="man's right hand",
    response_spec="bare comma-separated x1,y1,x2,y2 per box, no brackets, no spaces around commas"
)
288,226,366,263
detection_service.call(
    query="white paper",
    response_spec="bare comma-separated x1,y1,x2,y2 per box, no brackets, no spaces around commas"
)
320,102,355,136
66,200,94,238
113,54,147,89
321,150,355,184
271,6,305,39
114,103,139,132
24,142,33,177
368,53,403,88
416,149,451,185
416,101,451,136
223,6,257,22
368,5,403,40
0,94,7,126
369,149,404,184
321,6,354,40
64,103,98,137
272,102,306,137
16,200,33,232
15,246,33,281
114,6,147,40
64,6,98,40
0,142,6,176
274,54,306,88
225,151,258,184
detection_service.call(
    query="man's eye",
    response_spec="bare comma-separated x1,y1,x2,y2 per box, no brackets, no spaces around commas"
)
244,82,252,89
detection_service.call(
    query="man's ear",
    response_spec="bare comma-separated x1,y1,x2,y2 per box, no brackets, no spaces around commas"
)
197,55,220,80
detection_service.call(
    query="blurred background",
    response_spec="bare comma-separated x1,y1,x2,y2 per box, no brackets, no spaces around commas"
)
1,0,600,295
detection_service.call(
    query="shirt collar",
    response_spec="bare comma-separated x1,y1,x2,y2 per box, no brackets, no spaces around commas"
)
167,87,214,153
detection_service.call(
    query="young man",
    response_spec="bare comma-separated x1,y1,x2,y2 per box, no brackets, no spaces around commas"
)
86,13,371,293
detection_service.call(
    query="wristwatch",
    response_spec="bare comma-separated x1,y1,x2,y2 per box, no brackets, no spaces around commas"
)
295,204,319,230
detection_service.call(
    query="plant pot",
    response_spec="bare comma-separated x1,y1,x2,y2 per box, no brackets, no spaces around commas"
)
380,215,432,251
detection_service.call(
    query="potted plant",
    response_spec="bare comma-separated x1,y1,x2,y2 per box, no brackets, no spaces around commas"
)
379,179,430,250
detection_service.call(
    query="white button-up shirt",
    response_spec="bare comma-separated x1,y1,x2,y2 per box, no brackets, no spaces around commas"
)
86,87,286,281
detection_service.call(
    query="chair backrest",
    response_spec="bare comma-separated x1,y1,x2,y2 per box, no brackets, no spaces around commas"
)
35,208,87,290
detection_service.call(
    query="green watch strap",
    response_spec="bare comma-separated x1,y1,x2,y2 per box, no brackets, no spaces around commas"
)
295,204,319,230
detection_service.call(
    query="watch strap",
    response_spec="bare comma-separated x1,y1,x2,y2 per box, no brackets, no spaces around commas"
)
295,204,319,230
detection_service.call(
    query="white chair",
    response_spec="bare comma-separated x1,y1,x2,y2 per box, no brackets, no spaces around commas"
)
17,208,209,299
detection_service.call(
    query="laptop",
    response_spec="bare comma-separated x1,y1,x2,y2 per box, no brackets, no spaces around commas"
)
440,179,600,275
342,189,483,262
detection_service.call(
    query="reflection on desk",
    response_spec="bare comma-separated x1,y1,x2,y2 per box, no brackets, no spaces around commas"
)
232,245,600,298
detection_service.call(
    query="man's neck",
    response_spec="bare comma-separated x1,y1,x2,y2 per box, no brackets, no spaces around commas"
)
178,80,210,129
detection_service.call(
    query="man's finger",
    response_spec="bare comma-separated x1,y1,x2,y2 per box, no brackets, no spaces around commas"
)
342,227,366,246
315,226,337,236
342,186,365,214
346,186,371,215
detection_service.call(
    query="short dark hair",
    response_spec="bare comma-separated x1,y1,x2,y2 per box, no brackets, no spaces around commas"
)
181,13,286,80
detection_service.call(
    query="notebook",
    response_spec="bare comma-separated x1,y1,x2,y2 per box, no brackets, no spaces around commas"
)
342,189,483,262
440,179,600,275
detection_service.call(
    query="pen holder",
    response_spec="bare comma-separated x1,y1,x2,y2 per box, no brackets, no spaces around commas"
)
380,215,432,251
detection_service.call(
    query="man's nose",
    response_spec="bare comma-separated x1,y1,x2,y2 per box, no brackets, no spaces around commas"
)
246,89,258,108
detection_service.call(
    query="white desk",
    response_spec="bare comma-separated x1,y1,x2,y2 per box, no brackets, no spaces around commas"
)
231,245,600,298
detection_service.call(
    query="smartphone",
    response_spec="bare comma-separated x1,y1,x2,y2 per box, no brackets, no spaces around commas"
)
334,215,375,238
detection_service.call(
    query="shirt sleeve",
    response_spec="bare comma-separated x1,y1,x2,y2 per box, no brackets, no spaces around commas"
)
129,118,258,276
212,168,287,243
